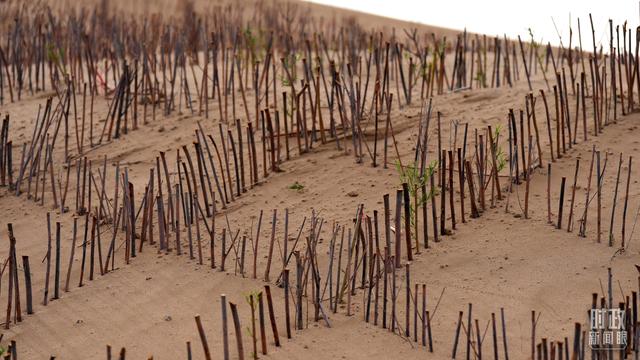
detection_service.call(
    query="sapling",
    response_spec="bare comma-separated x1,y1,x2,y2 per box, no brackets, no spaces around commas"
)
288,181,304,192
245,290,261,359
492,125,508,172
395,159,439,244
280,53,301,87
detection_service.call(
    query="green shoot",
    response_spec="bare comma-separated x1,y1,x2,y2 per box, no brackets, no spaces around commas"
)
288,181,304,192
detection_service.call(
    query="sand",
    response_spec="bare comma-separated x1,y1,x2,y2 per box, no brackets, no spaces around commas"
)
0,0,638,359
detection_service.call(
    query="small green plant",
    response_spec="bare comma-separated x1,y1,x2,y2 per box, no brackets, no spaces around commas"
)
492,125,507,172
244,290,261,357
284,92,296,118
47,43,64,65
395,159,439,242
244,27,265,62
288,181,304,192
420,62,429,78
47,43,67,77
280,52,301,87
474,69,486,86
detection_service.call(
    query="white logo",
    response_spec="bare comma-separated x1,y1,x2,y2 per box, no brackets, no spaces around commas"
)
589,309,627,350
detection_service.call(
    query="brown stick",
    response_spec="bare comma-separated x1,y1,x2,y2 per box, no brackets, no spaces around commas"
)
547,163,552,224
465,161,479,218
264,285,280,347
622,156,633,248
395,189,403,267
524,136,532,218
487,126,502,200
448,150,456,229
567,159,580,232
558,177,566,229
283,268,291,339
64,217,78,292
264,209,277,282
221,294,230,360
423,173,437,245
194,315,212,360
20,255,33,316
440,150,446,235
230,302,245,360
250,294,257,359
401,183,412,261
458,148,466,223
596,151,602,243
5,225,15,329
258,293,267,355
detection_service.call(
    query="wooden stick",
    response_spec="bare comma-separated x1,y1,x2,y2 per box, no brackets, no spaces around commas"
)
466,303,472,360
405,262,411,337
22,255,33,314
194,315,212,360
283,268,292,339
401,183,412,260
597,151,602,243
44,213,52,304
524,136,532,218
221,294,230,360
264,209,277,282
430,173,439,241
491,312,499,360
258,293,267,355
53,222,61,299
250,295,257,359
622,156,633,248
558,177,566,229
395,190,403,267
500,307,510,360
465,161,479,218
264,285,280,347
547,163,552,224
440,150,447,235
609,153,623,247
487,126,502,200
567,160,580,232
452,311,463,359
579,147,596,237
5,225,15,329
230,302,245,360
458,148,466,223
448,150,456,229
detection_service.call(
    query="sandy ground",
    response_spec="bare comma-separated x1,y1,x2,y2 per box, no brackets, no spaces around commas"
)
0,0,639,359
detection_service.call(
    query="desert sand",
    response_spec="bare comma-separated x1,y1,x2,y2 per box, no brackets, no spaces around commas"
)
0,0,638,359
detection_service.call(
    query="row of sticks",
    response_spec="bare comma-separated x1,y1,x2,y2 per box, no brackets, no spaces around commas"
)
0,51,634,333
2,182,640,359
0,0,551,106
0,0,636,182
193,285,297,360
1,11,640,358
3,2,635,216
3,34,639,331
1,0,597,170
1,271,638,360
1,97,636,358
550,148,635,248
0,130,483,337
